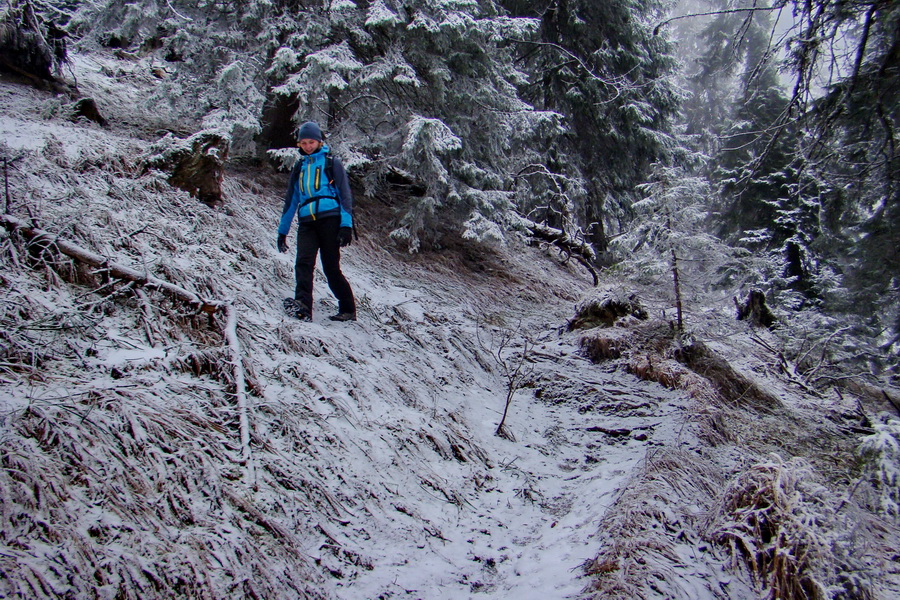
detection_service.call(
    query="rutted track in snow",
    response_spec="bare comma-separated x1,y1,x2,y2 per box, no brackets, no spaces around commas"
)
271,255,694,599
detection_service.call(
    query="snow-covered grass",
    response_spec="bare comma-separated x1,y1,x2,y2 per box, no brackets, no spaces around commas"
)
1,50,899,600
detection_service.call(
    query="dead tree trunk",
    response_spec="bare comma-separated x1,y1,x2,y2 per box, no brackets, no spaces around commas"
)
671,248,684,330
520,215,599,285
735,289,776,328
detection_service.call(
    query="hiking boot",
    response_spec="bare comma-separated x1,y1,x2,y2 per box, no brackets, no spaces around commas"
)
329,312,357,322
283,298,312,321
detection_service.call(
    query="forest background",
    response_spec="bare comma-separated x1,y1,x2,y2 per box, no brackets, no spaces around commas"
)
1,1,900,598
11,0,895,374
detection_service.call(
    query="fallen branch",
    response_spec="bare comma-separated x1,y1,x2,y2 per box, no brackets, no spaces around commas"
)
134,287,160,347
224,302,253,478
1,212,223,313
519,215,599,285
1,212,255,472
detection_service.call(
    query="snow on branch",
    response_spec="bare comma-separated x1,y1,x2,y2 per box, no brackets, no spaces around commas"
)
224,302,253,473
1,212,254,472
1,212,223,313
517,214,598,286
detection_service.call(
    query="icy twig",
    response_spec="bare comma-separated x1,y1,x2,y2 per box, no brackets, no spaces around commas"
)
224,302,253,480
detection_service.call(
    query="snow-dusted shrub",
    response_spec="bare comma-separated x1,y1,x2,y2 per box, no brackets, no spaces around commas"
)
583,448,730,600
613,162,751,325
857,416,900,519
706,454,869,600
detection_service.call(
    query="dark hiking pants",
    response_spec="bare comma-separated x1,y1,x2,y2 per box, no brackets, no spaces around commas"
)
294,216,356,315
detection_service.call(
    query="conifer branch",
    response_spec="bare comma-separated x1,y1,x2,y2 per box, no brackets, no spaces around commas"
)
652,5,785,36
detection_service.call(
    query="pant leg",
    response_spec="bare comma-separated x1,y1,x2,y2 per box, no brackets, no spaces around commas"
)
317,217,356,314
294,221,318,313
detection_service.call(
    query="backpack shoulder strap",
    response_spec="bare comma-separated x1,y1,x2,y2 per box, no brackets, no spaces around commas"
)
325,152,335,184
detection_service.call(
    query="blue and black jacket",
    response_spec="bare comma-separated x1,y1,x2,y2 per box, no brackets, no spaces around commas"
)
278,144,353,235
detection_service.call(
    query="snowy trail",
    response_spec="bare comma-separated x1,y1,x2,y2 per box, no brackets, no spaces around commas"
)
295,260,693,599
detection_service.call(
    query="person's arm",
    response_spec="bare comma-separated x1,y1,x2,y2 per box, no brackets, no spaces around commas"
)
331,157,353,229
278,162,302,235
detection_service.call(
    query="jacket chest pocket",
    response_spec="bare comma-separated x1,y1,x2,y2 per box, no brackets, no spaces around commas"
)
301,165,323,194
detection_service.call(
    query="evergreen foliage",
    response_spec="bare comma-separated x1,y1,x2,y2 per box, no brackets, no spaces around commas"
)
27,0,900,363
672,0,898,367
501,0,682,255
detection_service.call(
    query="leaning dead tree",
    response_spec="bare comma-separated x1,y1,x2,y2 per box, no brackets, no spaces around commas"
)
519,214,599,285
1,212,253,474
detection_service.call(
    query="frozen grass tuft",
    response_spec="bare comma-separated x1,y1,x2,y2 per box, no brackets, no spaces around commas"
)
706,454,873,600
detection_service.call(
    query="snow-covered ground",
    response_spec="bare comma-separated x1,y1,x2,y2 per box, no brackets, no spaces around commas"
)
2,49,898,600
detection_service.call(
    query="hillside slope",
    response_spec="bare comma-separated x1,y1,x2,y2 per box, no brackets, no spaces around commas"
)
2,50,899,600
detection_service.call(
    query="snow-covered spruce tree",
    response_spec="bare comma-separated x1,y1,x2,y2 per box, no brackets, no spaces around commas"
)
68,0,565,252
612,152,751,327
65,0,275,150
790,0,900,358
670,0,735,159
499,0,681,258
60,0,683,260
676,3,851,329
265,0,560,252
680,0,899,365
703,3,797,241
857,416,900,520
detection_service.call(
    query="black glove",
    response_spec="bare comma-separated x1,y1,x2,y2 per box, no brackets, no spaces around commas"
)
277,234,288,253
337,227,352,247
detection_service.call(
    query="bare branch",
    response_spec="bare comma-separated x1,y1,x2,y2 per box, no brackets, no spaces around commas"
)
224,302,254,478
652,5,786,36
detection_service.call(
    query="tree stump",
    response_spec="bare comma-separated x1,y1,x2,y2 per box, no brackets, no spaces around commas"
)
735,289,776,328
144,130,231,206
71,98,107,126
569,292,648,330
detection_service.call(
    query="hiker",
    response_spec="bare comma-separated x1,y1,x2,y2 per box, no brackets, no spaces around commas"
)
277,121,357,322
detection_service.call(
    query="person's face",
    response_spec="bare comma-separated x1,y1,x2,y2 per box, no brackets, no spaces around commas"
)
298,138,322,154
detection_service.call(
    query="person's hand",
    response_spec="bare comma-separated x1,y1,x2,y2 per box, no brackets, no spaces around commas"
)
277,234,288,253
338,227,352,247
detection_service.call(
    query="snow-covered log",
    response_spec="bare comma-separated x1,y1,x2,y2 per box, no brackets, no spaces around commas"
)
519,215,599,285
1,212,224,313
